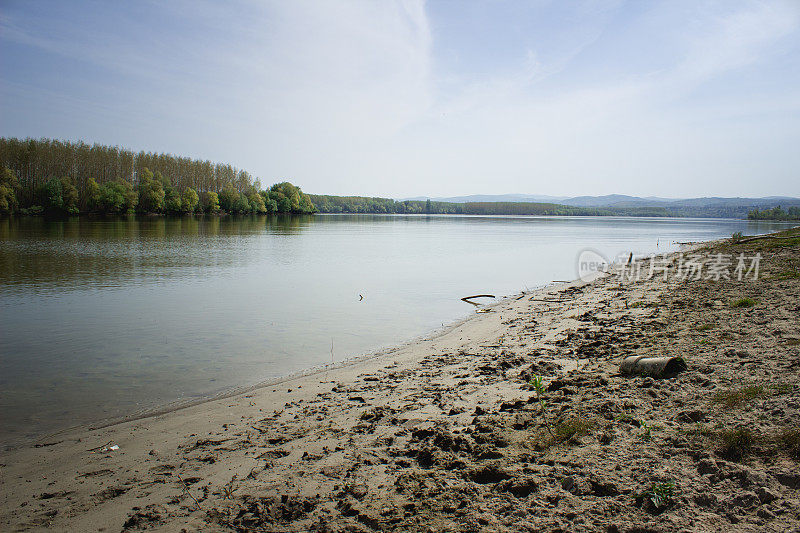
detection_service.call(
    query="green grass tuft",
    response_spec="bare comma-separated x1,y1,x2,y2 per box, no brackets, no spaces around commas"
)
713,385,764,408
712,382,793,409
538,417,596,449
778,427,800,458
730,297,757,308
719,428,755,459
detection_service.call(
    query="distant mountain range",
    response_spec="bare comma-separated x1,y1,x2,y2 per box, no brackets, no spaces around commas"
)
403,194,800,209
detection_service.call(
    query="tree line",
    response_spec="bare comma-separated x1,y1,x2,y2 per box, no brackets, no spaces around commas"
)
747,206,800,221
308,195,462,214
308,195,677,217
0,137,315,215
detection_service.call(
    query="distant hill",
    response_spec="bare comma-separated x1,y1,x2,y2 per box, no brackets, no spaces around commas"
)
400,193,800,218
404,193,568,203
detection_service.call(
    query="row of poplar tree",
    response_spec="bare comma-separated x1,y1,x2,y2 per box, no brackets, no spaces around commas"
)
0,137,316,215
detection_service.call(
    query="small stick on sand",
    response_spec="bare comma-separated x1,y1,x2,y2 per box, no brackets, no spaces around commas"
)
86,441,112,453
177,474,201,509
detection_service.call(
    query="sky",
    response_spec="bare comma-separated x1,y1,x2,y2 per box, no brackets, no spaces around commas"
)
1,0,799,198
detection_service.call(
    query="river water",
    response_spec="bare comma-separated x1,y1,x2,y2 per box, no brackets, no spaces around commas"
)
0,214,794,446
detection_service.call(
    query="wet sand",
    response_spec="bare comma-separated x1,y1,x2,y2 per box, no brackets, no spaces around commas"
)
1,228,799,532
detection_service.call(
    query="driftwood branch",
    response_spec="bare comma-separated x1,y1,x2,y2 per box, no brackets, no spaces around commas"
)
460,294,495,306
177,474,201,509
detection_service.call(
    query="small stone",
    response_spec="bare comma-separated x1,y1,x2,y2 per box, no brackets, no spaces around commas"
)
757,507,776,520
695,493,718,507
729,492,759,510
589,479,619,497
756,487,779,504
697,459,719,476
346,484,369,500
496,476,538,498
675,409,707,423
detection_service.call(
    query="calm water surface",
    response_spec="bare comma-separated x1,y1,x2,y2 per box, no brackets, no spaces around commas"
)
0,214,794,445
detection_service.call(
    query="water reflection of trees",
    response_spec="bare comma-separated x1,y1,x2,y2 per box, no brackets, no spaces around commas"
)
0,215,314,293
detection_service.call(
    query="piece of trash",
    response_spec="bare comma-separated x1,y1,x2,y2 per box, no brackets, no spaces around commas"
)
108,445,119,451
620,355,686,378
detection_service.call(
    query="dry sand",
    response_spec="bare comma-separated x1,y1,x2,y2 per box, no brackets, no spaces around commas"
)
1,228,799,532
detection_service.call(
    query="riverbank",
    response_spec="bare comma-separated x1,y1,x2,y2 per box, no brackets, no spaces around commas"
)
1,228,799,532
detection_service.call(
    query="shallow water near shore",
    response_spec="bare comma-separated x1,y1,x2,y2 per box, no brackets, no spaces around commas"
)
0,214,794,446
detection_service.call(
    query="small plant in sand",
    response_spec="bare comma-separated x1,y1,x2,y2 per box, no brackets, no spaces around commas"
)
551,417,594,444
719,427,755,460
640,421,652,441
731,231,744,243
636,480,676,513
221,483,238,500
217,475,239,500
529,375,554,436
777,427,800,458
730,297,757,308
615,412,636,424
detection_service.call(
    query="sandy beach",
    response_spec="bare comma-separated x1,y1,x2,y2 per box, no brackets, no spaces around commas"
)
1,228,799,532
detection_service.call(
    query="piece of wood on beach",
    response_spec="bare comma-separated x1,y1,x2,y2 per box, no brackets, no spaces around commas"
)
461,294,496,305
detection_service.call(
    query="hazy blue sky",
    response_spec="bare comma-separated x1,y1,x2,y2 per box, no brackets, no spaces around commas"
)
1,0,799,197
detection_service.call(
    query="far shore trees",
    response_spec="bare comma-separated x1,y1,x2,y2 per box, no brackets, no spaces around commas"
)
748,206,800,221
0,137,316,216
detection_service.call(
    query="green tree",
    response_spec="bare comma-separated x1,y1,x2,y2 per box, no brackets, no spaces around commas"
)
85,178,101,212
247,190,266,214
218,188,239,212
260,191,278,214
277,195,291,213
164,188,182,213
203,191,220,213
39,178,64,212
120,180,138,212
98,182,125,213
233,193,250,213
60,177,79,214
0,166,19,214
181,188,199,213
137,168,165,213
